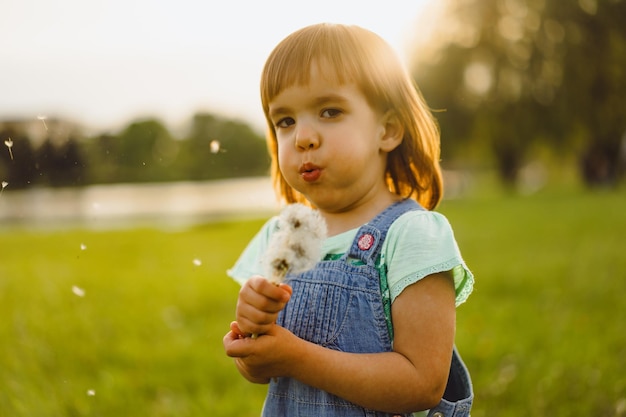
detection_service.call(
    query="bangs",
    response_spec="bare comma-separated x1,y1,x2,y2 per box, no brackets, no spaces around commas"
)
260,24,392,112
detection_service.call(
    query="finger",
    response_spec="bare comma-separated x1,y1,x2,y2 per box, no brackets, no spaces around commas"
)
223,331,241,356
277,283,293,298
248,276,291,303
223,331,254,358
236,297,279,327
236,317,274,337
238,286,288,316
230,321,246,338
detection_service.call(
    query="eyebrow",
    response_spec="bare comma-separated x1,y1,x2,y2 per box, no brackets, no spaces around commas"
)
269,94,350,119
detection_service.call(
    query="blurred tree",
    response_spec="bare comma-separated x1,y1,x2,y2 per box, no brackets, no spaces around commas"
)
35,137,86,187
551,0,626,186
4,112,270,187
412,0,626,187
35,139,59,186
115,118,176,183
84,133,117,184
181,112,269,180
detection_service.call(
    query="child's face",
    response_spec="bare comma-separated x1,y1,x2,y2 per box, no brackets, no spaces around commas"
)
267,65,399,213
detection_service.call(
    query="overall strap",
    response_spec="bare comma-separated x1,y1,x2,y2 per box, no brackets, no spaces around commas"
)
346,199,424,265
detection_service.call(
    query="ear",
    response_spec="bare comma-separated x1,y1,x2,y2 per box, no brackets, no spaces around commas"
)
379,110,404,153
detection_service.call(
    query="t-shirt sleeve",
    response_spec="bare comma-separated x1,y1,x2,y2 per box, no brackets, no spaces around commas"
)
385,211,474,306
226,217,278,286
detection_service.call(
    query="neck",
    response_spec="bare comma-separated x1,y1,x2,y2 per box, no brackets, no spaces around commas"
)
320,192,401,236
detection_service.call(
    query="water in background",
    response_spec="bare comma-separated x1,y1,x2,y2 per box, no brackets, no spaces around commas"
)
0,171,472,230
0,177,279,230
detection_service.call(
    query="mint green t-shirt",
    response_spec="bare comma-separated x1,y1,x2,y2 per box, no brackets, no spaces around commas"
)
227,210,473,306
227,210,474,306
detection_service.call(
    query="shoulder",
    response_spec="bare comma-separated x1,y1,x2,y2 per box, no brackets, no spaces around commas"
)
383,209,473,306
387,209,455,245
383,209,458,272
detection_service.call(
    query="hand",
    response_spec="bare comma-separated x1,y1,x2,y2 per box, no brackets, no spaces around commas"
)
236,275,292,336
223,321,300,383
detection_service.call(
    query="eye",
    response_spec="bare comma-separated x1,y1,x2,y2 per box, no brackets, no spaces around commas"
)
321,108,342,118
275,117,295,128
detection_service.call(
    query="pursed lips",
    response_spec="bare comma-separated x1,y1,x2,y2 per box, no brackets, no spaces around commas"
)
299,162,322,182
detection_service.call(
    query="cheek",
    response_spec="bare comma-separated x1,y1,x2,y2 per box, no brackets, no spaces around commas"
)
276,141,295,174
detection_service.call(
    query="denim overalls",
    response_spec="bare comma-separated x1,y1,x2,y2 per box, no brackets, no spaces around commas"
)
262,199,473,417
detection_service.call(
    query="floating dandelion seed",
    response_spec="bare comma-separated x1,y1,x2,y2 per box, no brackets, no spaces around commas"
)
4,138,13,160
210,140,221,154
1,181,7,195
72,285,86,297
37,115,48,131
87,389,95,396
192,258,202,266
80,243,87,251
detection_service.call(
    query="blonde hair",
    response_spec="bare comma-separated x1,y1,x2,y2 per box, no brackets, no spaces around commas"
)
260,23,443,210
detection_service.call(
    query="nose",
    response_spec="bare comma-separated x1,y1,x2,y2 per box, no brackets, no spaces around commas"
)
294,120,320,151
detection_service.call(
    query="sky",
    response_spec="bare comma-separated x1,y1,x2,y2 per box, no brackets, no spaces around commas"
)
2,0,441,135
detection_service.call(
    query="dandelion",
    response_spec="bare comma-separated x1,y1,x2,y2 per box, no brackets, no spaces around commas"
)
4,138,13,160
263,203,327,284
87,389,96,396
251,204,326,338
80,243,87,251
37,115,48,131
192,258,202,266
72,285,86,297
210,140,221,154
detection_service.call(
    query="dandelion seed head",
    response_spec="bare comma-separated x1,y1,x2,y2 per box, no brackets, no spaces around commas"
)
72,285,86,297
210,140,221,154
1,181,7,189
263,203,327,284
192,258,202,266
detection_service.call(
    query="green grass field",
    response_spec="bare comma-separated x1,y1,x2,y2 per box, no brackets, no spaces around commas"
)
1,187,625,416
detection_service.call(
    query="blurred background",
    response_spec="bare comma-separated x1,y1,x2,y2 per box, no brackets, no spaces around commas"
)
1,0,625,416
1,0,625,210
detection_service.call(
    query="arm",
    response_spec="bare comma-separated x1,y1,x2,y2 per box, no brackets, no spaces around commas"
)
223,271,456,413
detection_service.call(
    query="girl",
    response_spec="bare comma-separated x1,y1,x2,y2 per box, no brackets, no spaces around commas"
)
223,23,474,417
